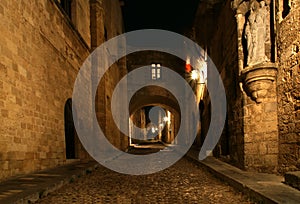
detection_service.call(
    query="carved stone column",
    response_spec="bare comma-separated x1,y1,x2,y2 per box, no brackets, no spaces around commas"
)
232,0,279,173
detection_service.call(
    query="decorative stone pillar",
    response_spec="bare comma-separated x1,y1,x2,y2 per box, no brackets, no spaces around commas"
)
90,0,129,151
89,0,107,143
90,0,105,51
232,0,279,173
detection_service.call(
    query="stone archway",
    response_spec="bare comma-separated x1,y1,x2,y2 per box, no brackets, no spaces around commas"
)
128,86,181,146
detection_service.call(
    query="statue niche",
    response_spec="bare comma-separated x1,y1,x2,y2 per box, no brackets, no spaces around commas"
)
244,0,270,67
232,0,277,103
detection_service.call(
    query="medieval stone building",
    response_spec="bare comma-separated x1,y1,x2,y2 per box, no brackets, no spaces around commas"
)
0,0,126,181
0,0,299,183
193,0,300,174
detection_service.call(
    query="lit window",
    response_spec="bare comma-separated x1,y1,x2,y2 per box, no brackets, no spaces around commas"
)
157,68,160,79
151,63,161,80
152,69,156,80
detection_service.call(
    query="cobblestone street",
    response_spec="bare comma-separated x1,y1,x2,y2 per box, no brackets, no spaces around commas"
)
36,154,253,204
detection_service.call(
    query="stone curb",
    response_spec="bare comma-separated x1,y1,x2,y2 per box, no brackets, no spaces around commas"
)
185,155,274,204
0,162,99,204
25,166,99,204
186,149,300,204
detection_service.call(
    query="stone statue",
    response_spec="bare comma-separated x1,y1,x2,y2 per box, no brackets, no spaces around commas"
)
244,1,257,66
244,0,269,66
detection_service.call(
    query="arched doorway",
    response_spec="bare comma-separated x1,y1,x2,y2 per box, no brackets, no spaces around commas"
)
64,98,76,159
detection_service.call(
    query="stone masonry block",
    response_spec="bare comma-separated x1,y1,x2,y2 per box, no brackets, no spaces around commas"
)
295,122,300,133
0,4,4,15
1,109,8,117
259,143,267,155
296,110,300,120
245,143,258,155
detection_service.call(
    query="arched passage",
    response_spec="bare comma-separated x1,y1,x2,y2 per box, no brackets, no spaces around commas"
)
64,98,76,159
128,86,181,146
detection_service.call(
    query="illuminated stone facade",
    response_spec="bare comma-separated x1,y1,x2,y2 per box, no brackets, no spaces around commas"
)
0,0,126,180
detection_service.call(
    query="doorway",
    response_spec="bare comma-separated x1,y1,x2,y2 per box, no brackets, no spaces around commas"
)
64,98,76,159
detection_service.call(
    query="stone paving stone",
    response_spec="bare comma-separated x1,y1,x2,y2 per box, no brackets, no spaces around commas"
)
36,156,254,204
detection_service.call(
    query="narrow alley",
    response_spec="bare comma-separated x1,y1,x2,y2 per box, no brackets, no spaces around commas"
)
1,0,300,203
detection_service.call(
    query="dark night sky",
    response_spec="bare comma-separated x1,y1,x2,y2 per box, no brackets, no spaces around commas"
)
121,0,200,34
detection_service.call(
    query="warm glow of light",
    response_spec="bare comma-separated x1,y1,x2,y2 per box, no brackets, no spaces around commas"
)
151,127,155,133
191,70,199,80
186,57,190,64
163,116,169,122
163,111,171,124
152,63,161,67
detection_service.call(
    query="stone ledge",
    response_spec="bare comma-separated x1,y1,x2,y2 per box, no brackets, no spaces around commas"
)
241,62,277,103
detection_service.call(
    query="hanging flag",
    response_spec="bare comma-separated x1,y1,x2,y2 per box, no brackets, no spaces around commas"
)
185,57,191,72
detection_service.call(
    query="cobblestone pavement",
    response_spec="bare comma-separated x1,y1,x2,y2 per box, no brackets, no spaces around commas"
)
36,149,254,204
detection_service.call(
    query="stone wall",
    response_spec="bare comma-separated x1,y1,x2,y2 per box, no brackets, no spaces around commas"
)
130,108,146,143
194,0,280,173
194,0,245,168
126,51,184,116
94,0,128,152
0,0,89,180
242,83,279,173
277,4,300,173
229,0,279,173
0,0,125,181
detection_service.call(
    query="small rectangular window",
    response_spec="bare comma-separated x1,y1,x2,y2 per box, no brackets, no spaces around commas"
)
157,68,161,79
152,68,156,80
151,63,161,80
